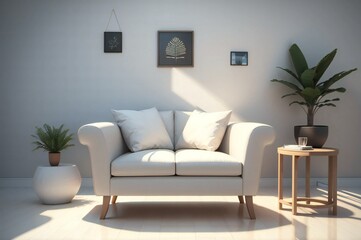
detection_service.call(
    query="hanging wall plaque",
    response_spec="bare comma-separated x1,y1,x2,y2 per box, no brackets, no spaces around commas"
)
104,9,122,53
104,32,122,52
158,31,194,67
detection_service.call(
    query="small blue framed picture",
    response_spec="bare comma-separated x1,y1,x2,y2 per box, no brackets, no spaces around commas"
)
230,51,248,66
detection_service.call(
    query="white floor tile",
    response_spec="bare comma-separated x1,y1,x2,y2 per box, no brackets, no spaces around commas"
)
0,186,360,240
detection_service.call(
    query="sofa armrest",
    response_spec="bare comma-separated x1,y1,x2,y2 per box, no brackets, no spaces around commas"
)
219,122,275,195
78,122,128,196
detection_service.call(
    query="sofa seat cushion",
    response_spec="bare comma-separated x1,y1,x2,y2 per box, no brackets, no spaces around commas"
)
175,149,242,176
111,149,175,176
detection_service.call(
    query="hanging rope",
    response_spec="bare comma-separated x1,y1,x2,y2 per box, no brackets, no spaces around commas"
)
105,9,121,32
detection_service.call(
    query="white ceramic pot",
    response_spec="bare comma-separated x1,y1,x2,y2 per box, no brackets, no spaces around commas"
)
33,164,81,204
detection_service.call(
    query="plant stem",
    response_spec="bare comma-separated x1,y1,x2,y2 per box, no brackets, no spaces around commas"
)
307,107,314,126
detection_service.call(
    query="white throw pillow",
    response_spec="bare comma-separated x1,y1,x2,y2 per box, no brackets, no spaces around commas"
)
175,110,232,151
111,108,173,152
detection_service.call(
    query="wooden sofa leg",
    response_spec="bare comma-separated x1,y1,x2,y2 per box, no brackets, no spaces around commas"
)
100,196,111,219
245,196,256,219
111,195,118,204
238,195,244,204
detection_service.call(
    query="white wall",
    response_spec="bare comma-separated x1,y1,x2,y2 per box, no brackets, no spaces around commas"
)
1,0,360,178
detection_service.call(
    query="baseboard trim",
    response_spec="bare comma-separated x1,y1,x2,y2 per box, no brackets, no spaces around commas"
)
0,178,93,188
0,177,360,188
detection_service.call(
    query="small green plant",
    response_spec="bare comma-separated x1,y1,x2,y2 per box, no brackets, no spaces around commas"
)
32,124,74,153
271,43,357,125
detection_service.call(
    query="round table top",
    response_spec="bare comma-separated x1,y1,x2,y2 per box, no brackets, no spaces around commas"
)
278,147,338,156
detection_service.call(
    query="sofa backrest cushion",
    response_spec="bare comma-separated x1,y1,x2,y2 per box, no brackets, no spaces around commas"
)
159,111,174,146
174,111,192,147
175,110,232,151
111,107,173,152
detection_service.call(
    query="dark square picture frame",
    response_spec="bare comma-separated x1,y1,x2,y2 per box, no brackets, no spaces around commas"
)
230,51,248,66
158,31,194,67
104,32,122,53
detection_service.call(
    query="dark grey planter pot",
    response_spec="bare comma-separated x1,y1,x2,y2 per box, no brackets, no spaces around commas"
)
294,125,329,148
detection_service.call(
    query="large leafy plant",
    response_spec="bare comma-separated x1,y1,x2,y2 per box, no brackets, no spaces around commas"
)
32,124,74,153
271,43,357,125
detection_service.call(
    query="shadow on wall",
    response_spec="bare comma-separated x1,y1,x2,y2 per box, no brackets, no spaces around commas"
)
170,68,244,122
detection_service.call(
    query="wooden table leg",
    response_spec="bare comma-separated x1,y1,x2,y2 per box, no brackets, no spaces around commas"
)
278,153,284,209
328,156,333,208
292,155,298,215
305,156,310,204
328,155,338,215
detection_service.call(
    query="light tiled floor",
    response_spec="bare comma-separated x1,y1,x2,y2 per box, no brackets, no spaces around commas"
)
0,185,360,240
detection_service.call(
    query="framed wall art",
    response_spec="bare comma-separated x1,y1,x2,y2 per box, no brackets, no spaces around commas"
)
104,32,122,53
158,31,194,67
230,51,248,66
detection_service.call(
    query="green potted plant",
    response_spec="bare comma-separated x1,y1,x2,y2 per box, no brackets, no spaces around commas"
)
32,124,74,166
271,43,357,147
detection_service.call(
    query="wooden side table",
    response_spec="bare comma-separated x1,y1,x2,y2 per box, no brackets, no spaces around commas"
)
277,147,338,215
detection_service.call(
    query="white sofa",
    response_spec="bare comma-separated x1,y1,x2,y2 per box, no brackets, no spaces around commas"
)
78,110,275,219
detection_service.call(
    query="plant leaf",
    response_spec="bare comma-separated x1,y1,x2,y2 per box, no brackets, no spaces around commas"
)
277,67,301,83
319,88,346,98
271,79,302,91
300,87,321,104
300,69,316,88
315,98,340,106
289,44,309,78
289,100,307,106
314,49,337,84
318,68,357,91
323,98,340,103
281,92,298,98
317,103,337,108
